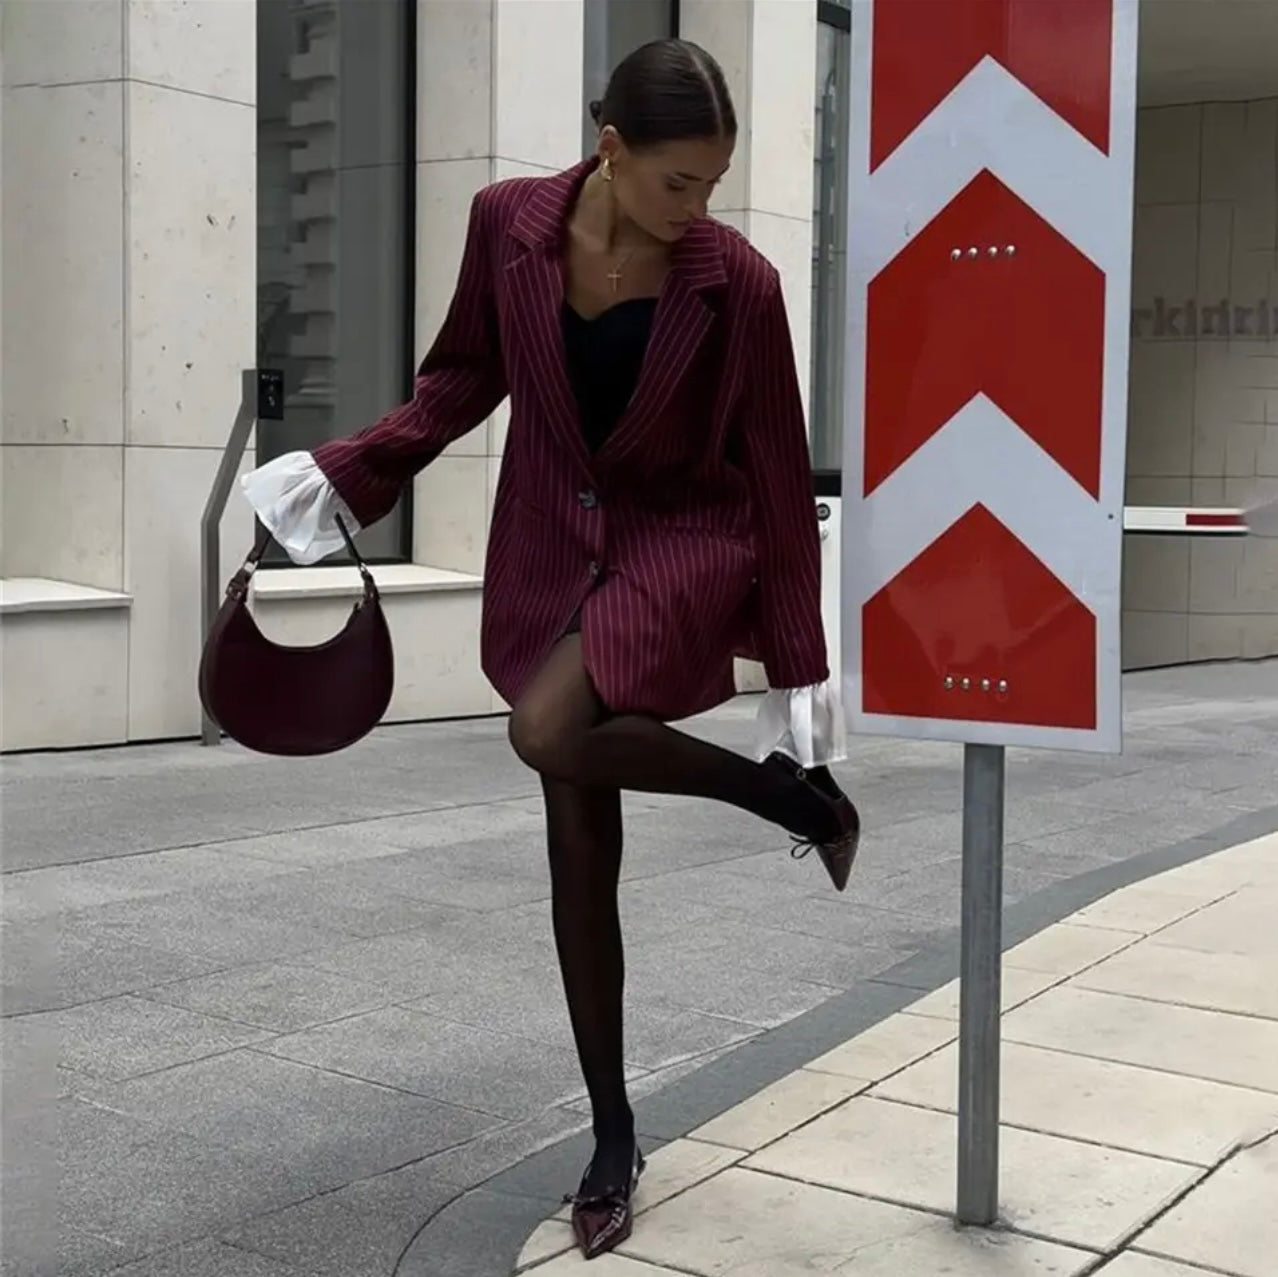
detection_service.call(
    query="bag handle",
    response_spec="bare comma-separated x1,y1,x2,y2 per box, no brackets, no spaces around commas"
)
227,514,377,602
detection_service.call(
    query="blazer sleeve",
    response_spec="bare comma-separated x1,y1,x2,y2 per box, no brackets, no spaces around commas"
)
310,187,508,529
737,269,831,690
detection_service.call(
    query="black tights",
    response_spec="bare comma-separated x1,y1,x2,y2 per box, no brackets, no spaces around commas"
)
509,636,840,1195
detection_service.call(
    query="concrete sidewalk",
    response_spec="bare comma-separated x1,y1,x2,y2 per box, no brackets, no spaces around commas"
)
2,659,1276,1275
514,832,1278,1276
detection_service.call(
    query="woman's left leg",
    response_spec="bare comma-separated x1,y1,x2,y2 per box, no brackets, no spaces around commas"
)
542,777,636,1196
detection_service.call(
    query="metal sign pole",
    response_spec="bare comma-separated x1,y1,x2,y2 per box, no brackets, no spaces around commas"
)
956,742,1006,1225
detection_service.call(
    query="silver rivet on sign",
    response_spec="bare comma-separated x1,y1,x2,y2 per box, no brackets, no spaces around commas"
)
944,675,955,689
981,678,991,691
987,246,998,257
1005,244,1016,255
967,246,979,258
998,679,1009,693
950,248,962,260
961,677,971,690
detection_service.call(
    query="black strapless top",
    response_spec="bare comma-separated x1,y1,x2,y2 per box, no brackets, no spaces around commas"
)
562,297,658,453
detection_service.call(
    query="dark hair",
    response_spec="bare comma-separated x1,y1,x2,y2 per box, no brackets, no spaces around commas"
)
589,39,736,150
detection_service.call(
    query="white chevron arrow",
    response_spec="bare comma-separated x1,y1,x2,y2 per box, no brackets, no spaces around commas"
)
851,57,1129,282
843,395,1122,611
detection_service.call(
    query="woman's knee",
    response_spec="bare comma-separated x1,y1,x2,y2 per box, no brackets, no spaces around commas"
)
507,635,600,777
508,698,580,777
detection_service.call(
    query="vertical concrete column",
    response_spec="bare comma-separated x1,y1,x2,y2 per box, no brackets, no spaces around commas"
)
0,0,257,739
412,0,584,579
119,1,258,738
680,0,817,411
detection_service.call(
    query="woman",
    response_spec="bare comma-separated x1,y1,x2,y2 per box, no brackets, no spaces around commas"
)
243,38,857,1262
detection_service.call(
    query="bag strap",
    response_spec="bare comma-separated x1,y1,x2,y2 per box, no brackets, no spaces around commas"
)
227,514,377,602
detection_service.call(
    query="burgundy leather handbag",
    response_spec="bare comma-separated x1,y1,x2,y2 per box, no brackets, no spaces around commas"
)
198,516,394,756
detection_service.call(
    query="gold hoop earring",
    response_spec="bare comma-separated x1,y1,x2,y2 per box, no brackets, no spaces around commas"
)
601,157,614,182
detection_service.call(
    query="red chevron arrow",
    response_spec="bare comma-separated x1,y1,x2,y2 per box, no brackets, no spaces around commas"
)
863,170,1105,497
870,0,1113,171
862,504,1097,729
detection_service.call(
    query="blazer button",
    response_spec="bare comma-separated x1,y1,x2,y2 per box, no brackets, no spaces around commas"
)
578,490,599,510
588,560,601,579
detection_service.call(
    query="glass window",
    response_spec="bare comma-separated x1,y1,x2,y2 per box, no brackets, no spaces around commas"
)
583,0,679,156
256,0,414,562
811,3,852,477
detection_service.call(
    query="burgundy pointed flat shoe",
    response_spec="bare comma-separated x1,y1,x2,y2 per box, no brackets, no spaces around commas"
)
563,1146,646,1261
768,753,861,892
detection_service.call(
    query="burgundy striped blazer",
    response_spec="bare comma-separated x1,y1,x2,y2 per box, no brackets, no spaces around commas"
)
313,159,829,721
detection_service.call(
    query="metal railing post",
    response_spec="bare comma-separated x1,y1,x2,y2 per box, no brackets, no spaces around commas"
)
199,369,262,746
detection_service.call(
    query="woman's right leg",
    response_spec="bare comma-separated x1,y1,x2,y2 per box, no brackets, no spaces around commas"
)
510,635,846,845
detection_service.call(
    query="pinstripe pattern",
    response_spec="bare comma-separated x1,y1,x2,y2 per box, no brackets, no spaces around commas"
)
312,159,829,720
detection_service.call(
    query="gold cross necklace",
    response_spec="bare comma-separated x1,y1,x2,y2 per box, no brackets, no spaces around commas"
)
606,249,635,295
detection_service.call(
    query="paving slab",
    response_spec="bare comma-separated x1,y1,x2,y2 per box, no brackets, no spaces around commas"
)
1143,886,1278,958
1074,936,1278,1020
802,1010,958,1082
1098,1255,1235,1277
525,1256,671,1276
109,1239,326,1276
1134,1134,1278,1277
687,1067,872,1151
1002,985,1278,1093
619,1167,1092,1277
894,966,1061,1021
872,1039,1278,1165
1002,921,1142,974
137,960,402,1034
1068,883,1230,934
743,1096,1196,1251
100,1048,502,1196
37,993,274,1081
256,1005,593,1120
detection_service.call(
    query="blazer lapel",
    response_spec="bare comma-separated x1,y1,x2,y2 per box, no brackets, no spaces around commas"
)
501,163,728,475
598,220,727,468
505,163,594,476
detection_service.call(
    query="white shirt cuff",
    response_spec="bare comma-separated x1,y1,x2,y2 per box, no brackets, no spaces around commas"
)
239,451,362,565
753,679,847,768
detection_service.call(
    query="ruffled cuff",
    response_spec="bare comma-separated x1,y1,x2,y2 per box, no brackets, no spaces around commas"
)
239,451,362,566
753,680,847,768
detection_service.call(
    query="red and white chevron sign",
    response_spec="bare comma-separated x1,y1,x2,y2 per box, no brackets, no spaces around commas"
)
840,0,1138,753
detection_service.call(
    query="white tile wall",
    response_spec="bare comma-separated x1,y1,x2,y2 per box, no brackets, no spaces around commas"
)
126,0,255,106
1134,105,1200,205
123,446,256,741
415,156,493,393
1124,98,1278,668
748,0,816,223
1,83,126,446
126,84,255,448
0,0,124,87
680,0,817,432
416,0,493,162
412,455,491,577
1,445,124,591
492,0,584,171
747,209,815,415
680,0,751,215
1,610,130,750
